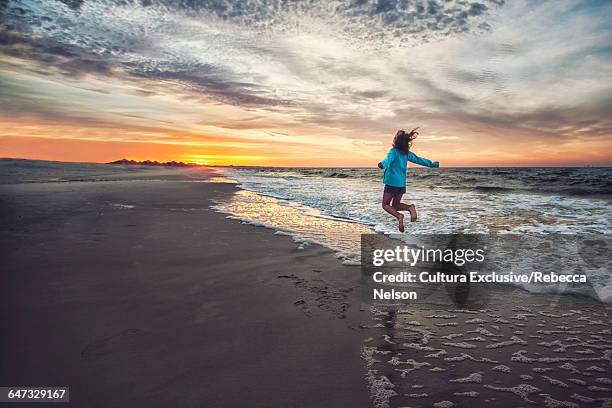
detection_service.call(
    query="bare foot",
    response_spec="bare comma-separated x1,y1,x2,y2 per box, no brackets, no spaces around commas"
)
408,204,417,222
398,214,405,232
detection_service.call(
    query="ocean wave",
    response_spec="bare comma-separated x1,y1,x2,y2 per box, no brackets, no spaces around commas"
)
217,166,611,304
470,186,516,194
229,166,612,199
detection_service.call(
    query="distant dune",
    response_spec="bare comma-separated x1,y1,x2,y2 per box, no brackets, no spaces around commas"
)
107,159,204,168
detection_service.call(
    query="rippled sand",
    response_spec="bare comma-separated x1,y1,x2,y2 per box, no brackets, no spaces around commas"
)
359,286,611,408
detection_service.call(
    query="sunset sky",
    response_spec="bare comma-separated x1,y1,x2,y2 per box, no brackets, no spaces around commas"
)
1,0,611,166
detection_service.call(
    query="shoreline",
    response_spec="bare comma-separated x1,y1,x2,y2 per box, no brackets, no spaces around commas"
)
216,174,610,306
217,173,612,408
1,164,610,408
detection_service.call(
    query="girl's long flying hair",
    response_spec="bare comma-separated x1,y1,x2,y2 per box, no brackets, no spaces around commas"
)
393,127,419,155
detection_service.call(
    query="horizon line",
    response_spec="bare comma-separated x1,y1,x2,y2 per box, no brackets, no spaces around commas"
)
2,157,611,169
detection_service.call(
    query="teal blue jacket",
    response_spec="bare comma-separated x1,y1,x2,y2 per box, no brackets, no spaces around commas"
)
380,147,439,187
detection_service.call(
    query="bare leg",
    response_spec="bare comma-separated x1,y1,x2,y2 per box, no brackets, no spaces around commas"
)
408,204,417,222
392,195,417,222
382,193,404,232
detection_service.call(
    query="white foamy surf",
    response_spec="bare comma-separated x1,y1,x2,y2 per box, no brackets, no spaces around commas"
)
213,167,612,304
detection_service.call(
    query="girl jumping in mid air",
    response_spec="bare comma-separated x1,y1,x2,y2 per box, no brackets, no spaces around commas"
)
378,128,439,232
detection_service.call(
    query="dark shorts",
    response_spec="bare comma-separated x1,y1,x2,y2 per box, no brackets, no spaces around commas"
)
384,184,406,195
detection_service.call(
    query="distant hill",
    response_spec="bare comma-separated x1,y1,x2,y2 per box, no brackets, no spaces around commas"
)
107,159,204,168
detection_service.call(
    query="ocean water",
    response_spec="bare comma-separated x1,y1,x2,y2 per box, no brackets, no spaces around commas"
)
214,166,612,303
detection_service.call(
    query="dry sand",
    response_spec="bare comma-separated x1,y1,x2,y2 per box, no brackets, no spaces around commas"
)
0,167,372,407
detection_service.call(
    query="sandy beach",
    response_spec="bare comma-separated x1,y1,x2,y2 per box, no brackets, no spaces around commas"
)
362,280,611,407
1,162,610,408
0,164,372,407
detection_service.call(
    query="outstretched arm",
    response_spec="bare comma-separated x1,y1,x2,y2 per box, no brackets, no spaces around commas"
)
378,148,395,169
407,151,439,168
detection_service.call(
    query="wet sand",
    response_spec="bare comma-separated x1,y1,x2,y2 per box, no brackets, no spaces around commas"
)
0,167,372,407
362,286,611,408
1,163,610,408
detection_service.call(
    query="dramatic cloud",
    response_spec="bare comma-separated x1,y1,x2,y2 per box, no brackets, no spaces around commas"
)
0,0,611,165
1,0,500,105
